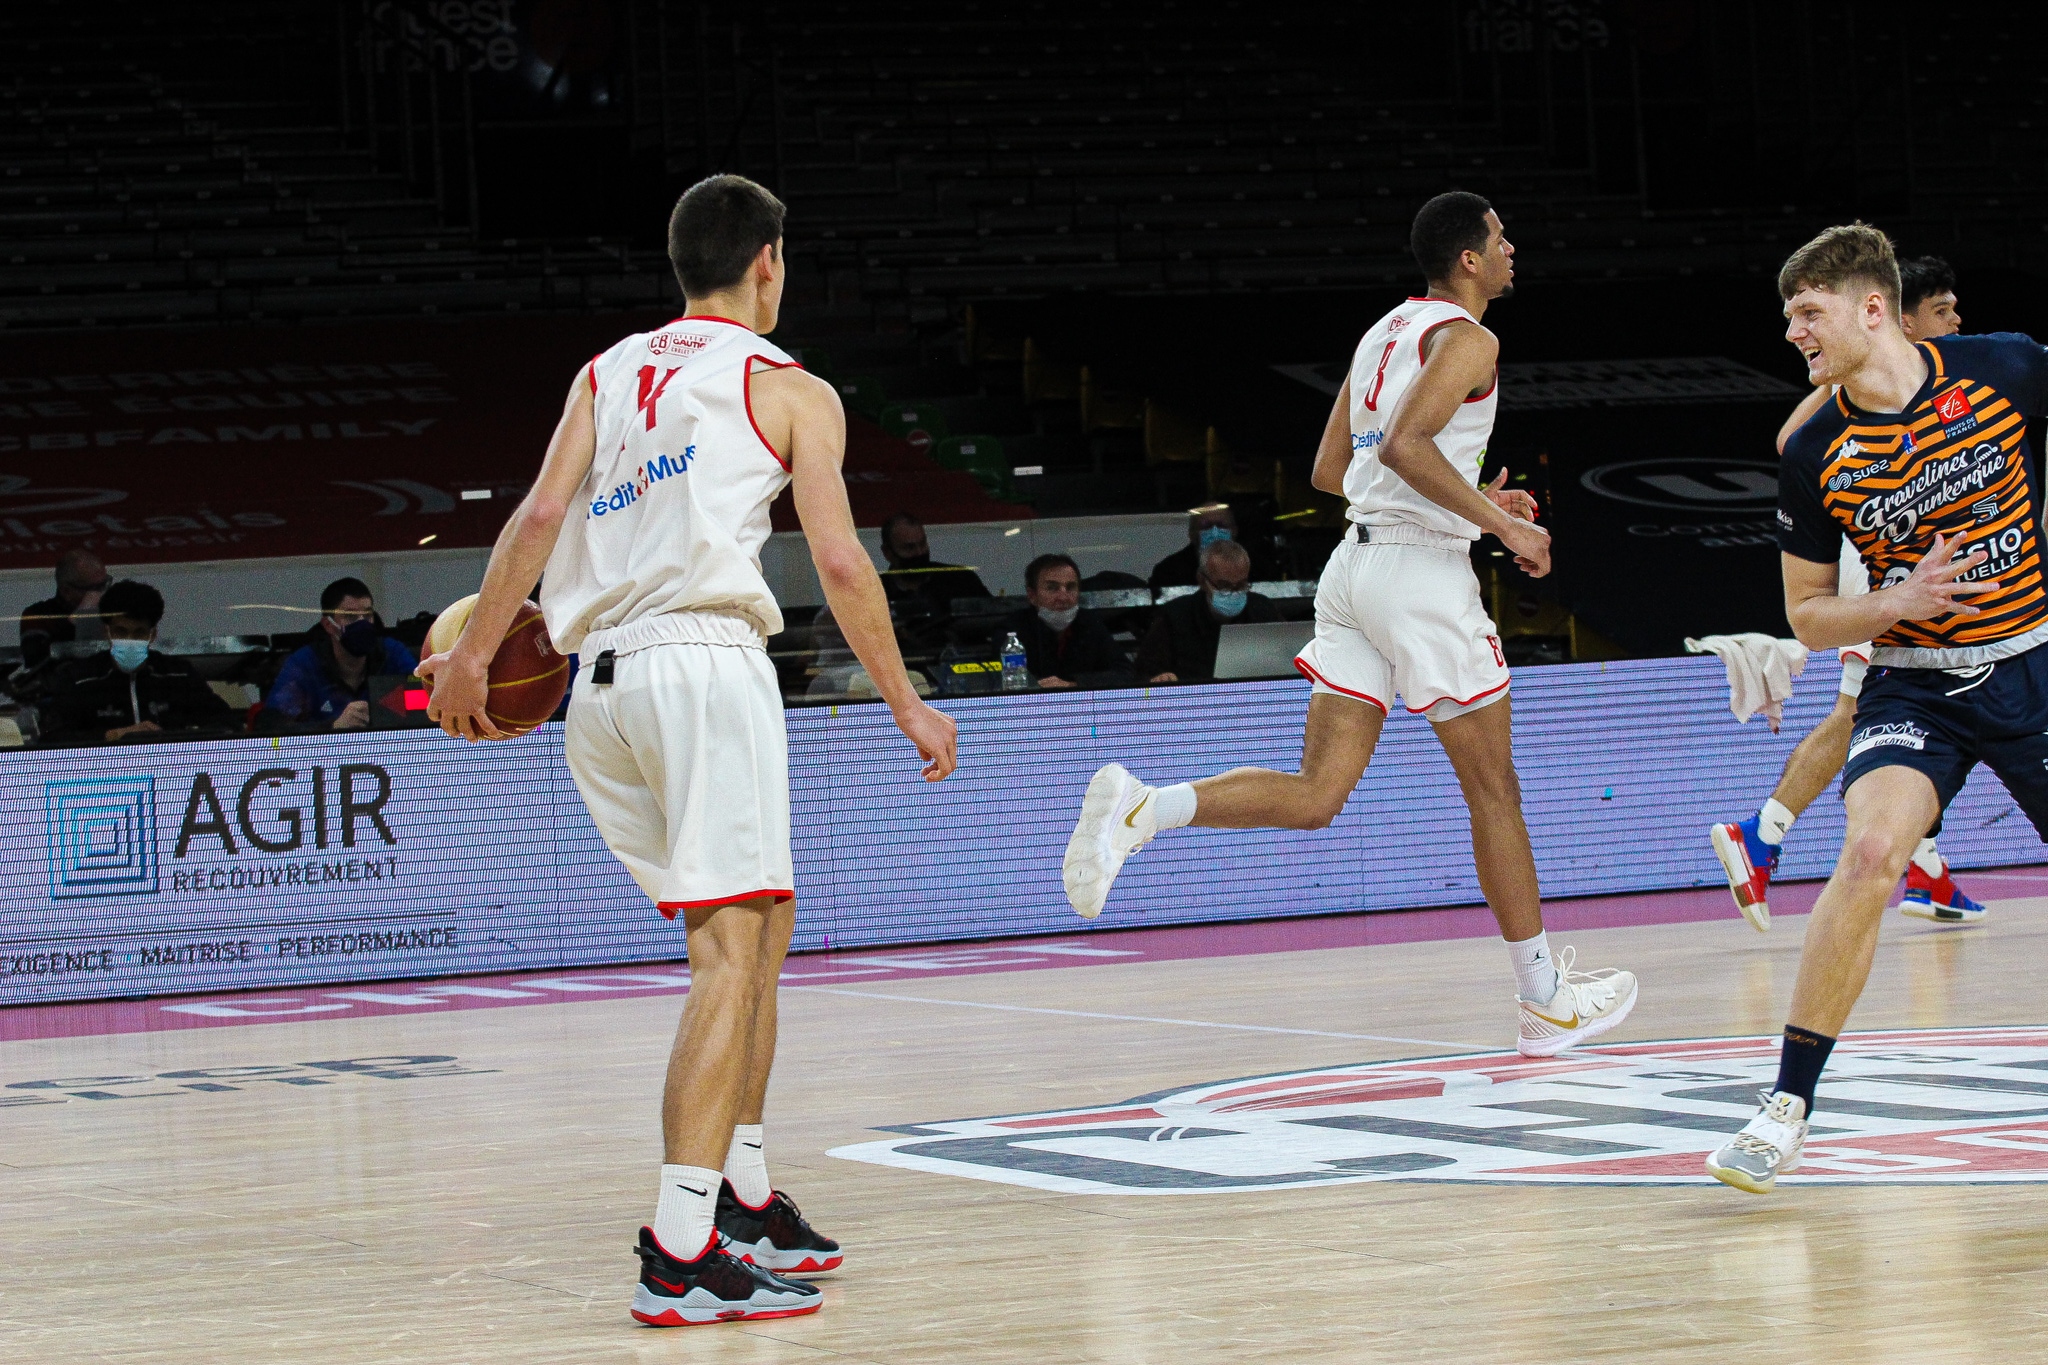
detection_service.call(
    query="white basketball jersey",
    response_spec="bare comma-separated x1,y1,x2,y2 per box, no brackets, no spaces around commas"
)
541,317,796,653
1343,297,1498,540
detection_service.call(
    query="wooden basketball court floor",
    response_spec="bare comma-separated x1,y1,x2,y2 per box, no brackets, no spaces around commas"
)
9,873,2048,1365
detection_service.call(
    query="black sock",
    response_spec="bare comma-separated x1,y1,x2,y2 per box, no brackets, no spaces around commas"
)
1774,1025,1836,1113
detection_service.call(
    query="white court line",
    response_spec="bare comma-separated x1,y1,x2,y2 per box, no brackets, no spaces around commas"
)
786,985,1478,1050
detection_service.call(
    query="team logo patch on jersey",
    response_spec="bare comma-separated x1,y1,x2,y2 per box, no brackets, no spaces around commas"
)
648,332,710,357
1936,387,1974,423
831,1028,2048,1191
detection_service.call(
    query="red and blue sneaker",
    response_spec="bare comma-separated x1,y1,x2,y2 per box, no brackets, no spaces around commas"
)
1710,814,1779,932
1899,860,1988,924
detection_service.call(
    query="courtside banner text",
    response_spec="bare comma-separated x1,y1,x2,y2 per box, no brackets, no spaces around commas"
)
4,653,2038,1004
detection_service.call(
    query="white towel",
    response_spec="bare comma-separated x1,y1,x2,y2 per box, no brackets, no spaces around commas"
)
1685,633,1809,732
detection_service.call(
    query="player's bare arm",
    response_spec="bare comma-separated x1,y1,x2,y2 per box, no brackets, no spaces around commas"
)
1309,376,1352,496
757,364,959,782
1776,383,1834,456
1782,533,1994,652
420,370,596,742
1379,322,1551,577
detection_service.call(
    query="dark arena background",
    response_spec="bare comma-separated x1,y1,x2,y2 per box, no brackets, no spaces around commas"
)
8,2,2048,1361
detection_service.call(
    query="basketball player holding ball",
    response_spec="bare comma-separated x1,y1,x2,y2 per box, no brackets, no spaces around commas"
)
420,174,958,1325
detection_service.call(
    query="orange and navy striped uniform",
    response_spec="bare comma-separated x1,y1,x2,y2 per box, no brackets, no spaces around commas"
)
1778,333,2048,664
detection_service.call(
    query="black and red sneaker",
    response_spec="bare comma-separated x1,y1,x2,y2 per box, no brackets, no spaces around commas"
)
630,1226,821,1326
716,1180,845,1274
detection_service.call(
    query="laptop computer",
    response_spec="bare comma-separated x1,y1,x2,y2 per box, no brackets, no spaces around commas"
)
1213,621,1316,680
367,673,439,729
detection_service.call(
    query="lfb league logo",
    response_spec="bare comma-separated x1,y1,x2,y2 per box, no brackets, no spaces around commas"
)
832,1028,2048,1191
46,776,158,899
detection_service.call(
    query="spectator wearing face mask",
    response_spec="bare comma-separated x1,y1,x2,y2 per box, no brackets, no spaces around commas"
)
1146,504,1281,590
258,577,418,733
877,512,992,647
19,548,110,664
1004,553,1132,691
1134,540,1281,684
39,579,234,744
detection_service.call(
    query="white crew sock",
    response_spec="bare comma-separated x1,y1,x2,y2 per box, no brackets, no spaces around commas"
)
1911,837,1944,877
1152,782,1198,830
1757,798,1797,847
1508,930,1560,1004
651,1163,722,1259
724,1124,772,1208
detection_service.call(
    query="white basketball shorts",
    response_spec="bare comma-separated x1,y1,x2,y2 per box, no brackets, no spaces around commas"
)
1838,537,1873,695
564,638,794,917
1293,532,1509,722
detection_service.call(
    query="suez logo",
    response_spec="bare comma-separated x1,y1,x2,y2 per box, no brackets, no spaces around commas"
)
45,763,399,901
589,364,697,518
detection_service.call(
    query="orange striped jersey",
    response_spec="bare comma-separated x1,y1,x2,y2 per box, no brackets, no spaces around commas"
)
1778,333,2048,666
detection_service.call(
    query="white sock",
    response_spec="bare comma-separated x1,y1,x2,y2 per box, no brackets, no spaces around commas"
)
651,1163,721,1259
1152,783,1198,830
1757,798,1797,847
1508,930,1560,1004
724,1124,772,1208
1911,837,1944,877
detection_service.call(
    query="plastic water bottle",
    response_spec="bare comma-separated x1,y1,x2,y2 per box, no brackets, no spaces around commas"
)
1001,632,1029,691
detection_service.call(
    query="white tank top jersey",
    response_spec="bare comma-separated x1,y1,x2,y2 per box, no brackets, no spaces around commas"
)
1343,296,1499,540
541,316,798,655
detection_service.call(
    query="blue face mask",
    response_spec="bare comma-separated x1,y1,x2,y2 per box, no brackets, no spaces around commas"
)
1208,589,1248,619
109,638,150,672
1198,525,1233,548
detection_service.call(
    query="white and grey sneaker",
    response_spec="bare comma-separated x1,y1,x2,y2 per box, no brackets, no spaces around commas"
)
1062,763,1159,918
1515,946,1638,1057
1705,1090,1809,1194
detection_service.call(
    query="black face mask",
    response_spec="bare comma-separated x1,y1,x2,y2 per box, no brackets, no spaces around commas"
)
337,619,382,658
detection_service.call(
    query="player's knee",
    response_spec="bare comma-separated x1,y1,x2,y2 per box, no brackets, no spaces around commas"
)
1290,788,1349,830
1459,767,1522,812
1838,827,1915,885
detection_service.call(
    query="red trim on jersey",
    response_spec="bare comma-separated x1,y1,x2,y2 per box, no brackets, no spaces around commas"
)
1464,367,1498,404
1406,296,1463,305
1839,647,1872,664
1292,657,1390,714
585,356,600,396
1415,316,1469,367
1405,676,1510,716
656,889,795,920
742,355,803,471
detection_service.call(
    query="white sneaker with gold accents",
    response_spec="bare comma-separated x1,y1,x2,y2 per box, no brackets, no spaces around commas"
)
1515,947,1639,1057
1706,1090,1808,1194
1062,763,1159,919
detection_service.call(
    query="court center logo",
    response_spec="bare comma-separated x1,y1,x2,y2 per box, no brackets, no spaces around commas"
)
46,776,158,898
1580,459,1779,510
831,1028,2048,1191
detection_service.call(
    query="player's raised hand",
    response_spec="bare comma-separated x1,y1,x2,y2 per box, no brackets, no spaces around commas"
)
1498,517,1552,579
1890,532,1996,621
1482,467,1540,522
893,697,959,782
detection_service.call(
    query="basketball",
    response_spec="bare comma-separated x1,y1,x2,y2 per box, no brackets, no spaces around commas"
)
426,593,570,737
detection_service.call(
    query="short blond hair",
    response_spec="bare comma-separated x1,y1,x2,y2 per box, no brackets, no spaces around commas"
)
1777,221,1901,316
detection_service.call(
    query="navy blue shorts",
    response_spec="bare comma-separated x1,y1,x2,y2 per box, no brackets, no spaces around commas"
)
1844,640,2048,841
